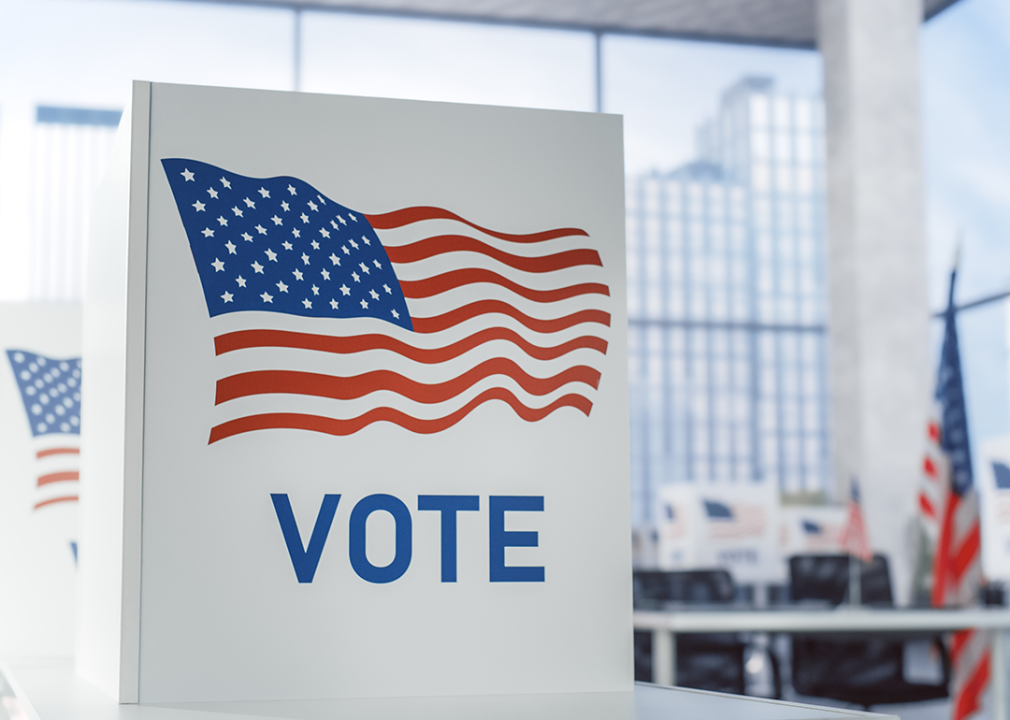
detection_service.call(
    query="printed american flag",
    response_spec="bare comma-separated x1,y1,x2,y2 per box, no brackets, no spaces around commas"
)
799,518,842,552
162,159,610,442
928,268,988,720
702,499,765,539
839,479,872,563
5,350,82,510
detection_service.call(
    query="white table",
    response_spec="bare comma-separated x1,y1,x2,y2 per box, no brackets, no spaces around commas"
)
634,606,1010,718
1,661,896,720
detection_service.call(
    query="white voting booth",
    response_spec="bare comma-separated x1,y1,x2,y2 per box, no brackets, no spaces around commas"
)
77,81,631,704
0,304,81,658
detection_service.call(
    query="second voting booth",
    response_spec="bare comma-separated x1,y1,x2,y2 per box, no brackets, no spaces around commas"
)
78,81,631,703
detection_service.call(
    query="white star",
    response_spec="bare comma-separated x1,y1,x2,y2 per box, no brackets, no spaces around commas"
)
300,213,309,223
360,299,369,309
252,261,264,274
301,253,311,265
255,224,267,235
311,285,320,296
321,269,331,280
271,215,283,226
373,259,382,269
369,289,379,301
311,240,320,250
236,276,247,288
293,269,304,281
338,215,347,226
217,216,228,226
276,281,288,293
201,228,214,238
330,299,339,309
282,241,293,250
241,232,253,242
221,291,233,303
212,258,225,272
349,212,357,221
192,200,205,212
225,241,237,254
303,298,313,309
258,187,270,198
362,236,371,245
232,206,243,217
349,239,359,249
329,253,341,266
320,228,330,238
281,201,290,211
308,201,318,212
317,194,326,205
220,177,231,189
330,220,339,229
265,248,277,262
261,291,273,303
383,284,391,294
351,272,360,283
340,284,350,296
181,168,195,182
243,197,256,208
391,309,399,319
359,262,370,275
292,228,301,238
287,184,297,195
207,187,219,199
341,245,350,255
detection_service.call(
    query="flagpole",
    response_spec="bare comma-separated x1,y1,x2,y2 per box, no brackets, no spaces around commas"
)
849,551,861,606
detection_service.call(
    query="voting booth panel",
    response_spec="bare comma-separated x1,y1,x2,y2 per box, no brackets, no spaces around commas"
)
78,82,631,703
0,304,81,658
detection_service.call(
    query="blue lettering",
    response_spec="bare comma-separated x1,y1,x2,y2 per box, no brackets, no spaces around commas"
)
349,494,412,583
489,495,545,583
271,493,340,583
418,495,480,582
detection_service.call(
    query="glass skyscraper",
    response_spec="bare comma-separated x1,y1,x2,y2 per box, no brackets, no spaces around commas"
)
627,77,829,524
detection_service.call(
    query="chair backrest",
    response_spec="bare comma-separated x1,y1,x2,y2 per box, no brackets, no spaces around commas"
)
789,554,893,606
633,569,735,607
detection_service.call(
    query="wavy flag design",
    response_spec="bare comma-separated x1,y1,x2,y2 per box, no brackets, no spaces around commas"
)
162,159,610,443
5,350,82,510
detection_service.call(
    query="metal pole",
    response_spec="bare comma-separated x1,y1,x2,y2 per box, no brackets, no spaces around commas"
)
994,629,1007,720
293,7,303,92
593,30,603,113
849,555,861,606
653,628,675,686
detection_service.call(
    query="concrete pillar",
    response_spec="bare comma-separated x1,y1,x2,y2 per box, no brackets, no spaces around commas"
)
817,0,929,605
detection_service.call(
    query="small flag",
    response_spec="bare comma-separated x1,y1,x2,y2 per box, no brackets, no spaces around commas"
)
702,499,765,539
5,350,81,510
839,479,872,563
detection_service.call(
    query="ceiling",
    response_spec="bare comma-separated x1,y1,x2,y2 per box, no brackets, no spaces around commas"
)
214,0,964,49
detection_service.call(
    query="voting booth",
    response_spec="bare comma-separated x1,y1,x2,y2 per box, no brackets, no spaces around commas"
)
0,304,81,658
78,81,631,703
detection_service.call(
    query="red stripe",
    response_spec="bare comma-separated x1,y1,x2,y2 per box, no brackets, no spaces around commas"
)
932,488,958,607
400,269,610,303
215,328,607,363
384,234,602,272
923,456,938,478
952,521,982,583
36,447,79,459
38,471,79,487
365,207,588,243
216,360,601,405
919,492,937,519
34,495,78,510
953,647,990,720
929,422,941,443
951,629,973,666
412,301,610,334
208,388,593,443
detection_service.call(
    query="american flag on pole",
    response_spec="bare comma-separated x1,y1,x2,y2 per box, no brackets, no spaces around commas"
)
161,159,610,442
5,350,82,510
839,479,872,563
926,266,988,720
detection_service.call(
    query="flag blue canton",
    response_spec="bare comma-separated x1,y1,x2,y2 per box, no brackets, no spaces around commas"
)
6,350,82,437
161,159,413,330
937,271,972,496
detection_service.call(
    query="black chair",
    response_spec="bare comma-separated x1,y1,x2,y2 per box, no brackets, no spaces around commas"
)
634,569,780,696
789,554,950,708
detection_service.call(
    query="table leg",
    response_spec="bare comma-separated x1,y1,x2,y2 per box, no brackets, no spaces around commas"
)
653,628,675,686
994,629,1007,720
